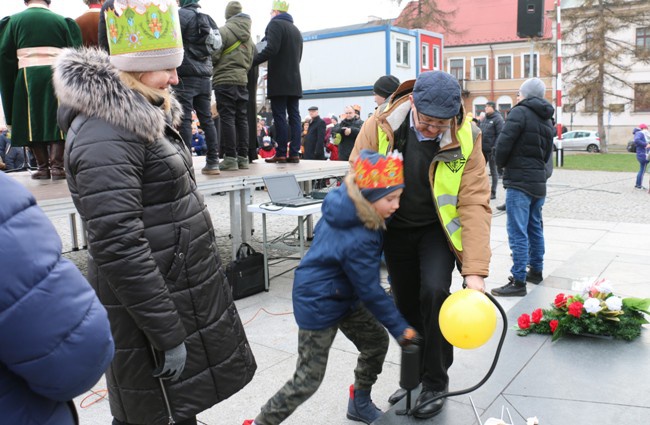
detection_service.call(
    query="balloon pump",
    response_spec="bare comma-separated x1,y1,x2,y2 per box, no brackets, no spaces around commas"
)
396,290,508,417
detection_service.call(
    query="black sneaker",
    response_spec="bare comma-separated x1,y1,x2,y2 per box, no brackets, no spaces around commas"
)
526,269,543,284
496,203,506,211
491,277,526,297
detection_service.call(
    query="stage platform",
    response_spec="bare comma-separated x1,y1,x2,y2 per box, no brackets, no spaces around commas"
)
9,157,349,258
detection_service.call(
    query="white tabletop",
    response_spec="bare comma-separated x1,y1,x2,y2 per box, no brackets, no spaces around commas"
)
247,202,323,216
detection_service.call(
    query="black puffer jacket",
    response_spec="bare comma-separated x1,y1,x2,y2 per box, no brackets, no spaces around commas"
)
253,12,302,98
53,48,256,425
177,4,218,77
495,96,555,198
479,110,505,152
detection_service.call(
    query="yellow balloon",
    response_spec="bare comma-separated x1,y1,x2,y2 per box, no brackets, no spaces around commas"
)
439,289,497,349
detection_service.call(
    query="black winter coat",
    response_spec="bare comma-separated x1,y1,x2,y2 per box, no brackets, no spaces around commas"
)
253,13,302,98
479,110,505,152
495,96,555,198
177,4,217,77
304,115,326,159
53,48,256,425
333,117,364,162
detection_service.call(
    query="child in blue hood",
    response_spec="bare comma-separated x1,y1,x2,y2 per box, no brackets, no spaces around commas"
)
244,150,419,425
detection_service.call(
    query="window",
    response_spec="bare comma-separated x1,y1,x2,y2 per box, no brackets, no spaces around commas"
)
474,104,486,116
498,103,512,115
433,46,440,70
523,53,538,78
449,58,464,81
396,39,410,66
497,56,512,79
564,103,576,113
609,104,624,113
634,83,650,112
473,57,487,80
584,92,598,113
422,43,430,69
636,27,650,56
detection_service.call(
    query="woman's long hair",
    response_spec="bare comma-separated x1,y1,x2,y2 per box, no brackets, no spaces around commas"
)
118,71,172,113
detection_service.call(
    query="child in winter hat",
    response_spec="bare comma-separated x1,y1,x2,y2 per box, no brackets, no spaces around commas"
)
243,150,418,425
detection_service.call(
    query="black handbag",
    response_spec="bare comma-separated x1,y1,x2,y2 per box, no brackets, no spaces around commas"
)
226,243,265,300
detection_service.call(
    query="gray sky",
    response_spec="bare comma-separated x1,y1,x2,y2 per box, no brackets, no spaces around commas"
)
0,1,406,41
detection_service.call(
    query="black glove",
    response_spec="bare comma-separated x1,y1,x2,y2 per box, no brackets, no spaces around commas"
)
152,342,187,381
398,327,423,347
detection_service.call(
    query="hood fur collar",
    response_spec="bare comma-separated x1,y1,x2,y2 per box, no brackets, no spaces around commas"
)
53,48,182,144
344,174,385,231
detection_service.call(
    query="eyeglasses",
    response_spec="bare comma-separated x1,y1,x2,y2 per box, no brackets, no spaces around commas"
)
416,113,451,132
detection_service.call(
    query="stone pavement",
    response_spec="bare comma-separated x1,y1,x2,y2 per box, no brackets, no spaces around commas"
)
54,168,650,425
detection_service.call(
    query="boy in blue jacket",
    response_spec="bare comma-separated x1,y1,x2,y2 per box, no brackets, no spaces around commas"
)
244,150,418,425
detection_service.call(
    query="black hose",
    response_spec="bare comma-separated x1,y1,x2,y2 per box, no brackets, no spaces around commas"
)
410,292,508,412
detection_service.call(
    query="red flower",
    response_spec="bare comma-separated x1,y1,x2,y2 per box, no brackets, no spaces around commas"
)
518,313,531,329
549,319,559,333
554,293,567,308
568,301,584,318
531,308,543,324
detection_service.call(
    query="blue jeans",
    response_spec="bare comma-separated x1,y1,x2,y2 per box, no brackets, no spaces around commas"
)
270,96,301,157
505,188,545,282
173,76,219,164
636,158,648,187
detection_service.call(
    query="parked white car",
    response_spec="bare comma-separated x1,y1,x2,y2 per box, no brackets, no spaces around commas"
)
554,130,600,152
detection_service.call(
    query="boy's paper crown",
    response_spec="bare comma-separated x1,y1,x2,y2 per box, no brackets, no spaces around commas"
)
105,0,184,72
272,0,289,12
354,150,404,202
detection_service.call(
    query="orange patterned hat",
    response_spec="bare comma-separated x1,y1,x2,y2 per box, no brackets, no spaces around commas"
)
353,150,404,202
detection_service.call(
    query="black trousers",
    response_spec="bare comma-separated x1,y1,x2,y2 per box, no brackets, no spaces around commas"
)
214,84,250,158
483,148,498,197
384,223,455,391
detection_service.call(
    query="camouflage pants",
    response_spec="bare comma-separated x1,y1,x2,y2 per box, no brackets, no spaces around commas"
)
255,305,389,425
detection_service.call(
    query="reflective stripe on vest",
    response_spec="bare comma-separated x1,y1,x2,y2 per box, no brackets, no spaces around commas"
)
433,119,474,251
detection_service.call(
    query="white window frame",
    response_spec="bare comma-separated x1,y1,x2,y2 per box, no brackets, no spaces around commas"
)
448,57,465,81
472,56,488,81
421,43,430,69
396,39,410,67
496,55,513,80
520,52,539,78
433,45,440,70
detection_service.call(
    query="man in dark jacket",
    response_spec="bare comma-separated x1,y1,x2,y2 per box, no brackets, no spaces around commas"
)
332,105,364,161
175,0,222,175
303,106,325,160
492,78,555,297
253,0,303,163
212,1,255,171
479,101,504,199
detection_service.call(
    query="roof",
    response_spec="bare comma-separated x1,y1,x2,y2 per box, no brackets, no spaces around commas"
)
396,0,555,47
302,20,394,39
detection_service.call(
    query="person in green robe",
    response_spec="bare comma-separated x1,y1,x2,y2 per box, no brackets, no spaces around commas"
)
0,0,82,179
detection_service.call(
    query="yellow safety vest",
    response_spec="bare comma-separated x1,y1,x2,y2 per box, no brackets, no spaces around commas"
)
377,118,475,250
433,119,474,251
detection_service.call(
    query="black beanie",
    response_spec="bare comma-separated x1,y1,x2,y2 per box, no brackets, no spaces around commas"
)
373,75,400,99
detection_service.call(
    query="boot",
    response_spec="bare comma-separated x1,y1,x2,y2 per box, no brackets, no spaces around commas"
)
49,142,66,180
491,276,527,297
219,156,239,171
237,155,250,170
30,145,51,179
346,385,382,424
526,269,543,284
201,160,220,175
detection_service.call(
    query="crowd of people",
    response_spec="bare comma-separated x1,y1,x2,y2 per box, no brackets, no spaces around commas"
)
2,1,645,425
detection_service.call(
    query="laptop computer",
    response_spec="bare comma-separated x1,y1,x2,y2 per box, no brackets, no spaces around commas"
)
263,174,323,208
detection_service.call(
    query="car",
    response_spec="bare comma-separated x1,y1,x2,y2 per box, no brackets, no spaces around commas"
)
627,140,636,152
554,130,600,152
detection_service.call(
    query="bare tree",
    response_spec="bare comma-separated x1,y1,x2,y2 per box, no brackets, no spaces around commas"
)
561,0,650,152
391,0,461,37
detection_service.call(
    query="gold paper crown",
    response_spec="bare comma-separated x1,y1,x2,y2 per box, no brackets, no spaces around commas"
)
105,0,183,71
354,151,404,190
272,0,289,12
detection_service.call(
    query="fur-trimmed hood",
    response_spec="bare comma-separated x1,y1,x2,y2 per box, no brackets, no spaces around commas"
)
322,174,385,231
53,47,182,144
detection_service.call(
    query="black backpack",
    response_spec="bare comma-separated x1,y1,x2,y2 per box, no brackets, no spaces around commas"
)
186,9,222,60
